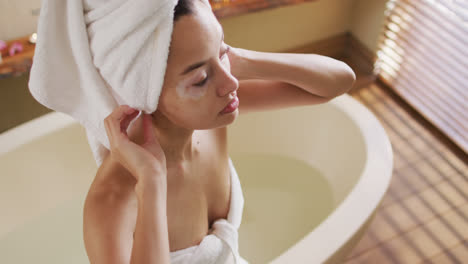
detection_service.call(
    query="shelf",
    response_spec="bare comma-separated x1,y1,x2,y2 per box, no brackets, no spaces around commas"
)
0,35,35,79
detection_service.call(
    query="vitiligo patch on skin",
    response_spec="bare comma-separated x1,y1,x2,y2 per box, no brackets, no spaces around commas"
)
176,79,207,100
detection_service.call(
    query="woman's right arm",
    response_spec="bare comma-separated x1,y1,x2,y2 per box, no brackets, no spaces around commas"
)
83,168,170,264
83,105,170,263
130,172,170,264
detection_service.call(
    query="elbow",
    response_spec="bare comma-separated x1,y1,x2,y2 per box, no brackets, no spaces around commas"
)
339,63,356,95
330,62,356,98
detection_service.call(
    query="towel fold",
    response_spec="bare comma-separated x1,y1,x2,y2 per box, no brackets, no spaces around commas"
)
28,0,178,166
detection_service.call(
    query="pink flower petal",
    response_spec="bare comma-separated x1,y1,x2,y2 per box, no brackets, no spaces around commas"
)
9,42,23,56
0,40,7,50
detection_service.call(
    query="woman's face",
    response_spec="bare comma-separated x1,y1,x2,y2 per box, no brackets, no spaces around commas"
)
157,0,239,130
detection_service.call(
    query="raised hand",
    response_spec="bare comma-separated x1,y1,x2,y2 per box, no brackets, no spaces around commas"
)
103,105,167,185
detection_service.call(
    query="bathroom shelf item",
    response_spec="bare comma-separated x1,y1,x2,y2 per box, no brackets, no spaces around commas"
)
0,35,35,79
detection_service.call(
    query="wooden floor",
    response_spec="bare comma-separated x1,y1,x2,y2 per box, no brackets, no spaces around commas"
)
342,82,468,263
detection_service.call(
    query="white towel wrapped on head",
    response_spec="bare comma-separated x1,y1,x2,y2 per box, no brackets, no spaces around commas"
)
28,0,178,166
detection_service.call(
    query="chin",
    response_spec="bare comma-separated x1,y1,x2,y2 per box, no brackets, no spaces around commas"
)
194,109,239,130
217,108,239,126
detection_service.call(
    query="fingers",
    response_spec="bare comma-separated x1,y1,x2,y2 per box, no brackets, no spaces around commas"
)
120,110,139,134
104,105,139,147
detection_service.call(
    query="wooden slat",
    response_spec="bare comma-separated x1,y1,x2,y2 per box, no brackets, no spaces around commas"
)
378,48,468,133
387,67,467,133
378,29,468,118
388,3,468,81
381,72,468,152
377,38,468,128
401,0,468,34
377,30,468,101
381,64,468,135
377,0,468,153
377,34,468,106
393,1,468,68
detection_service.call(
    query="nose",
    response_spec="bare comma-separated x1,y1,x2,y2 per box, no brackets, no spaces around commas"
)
216,65,239,97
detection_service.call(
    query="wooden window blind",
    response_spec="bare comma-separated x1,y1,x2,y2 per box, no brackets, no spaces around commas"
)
375,0,468,153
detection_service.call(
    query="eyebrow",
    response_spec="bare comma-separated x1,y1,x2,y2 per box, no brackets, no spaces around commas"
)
181,31,225,76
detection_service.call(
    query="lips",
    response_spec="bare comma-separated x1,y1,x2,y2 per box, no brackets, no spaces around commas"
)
220,93,239,114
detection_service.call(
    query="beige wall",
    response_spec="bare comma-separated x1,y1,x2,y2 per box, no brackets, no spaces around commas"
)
220,0,355,52
349,0,388,53
220,0,388,53
0,0,41,41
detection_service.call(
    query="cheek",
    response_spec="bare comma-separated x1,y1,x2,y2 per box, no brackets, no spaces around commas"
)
187,87,207,100
176,81,207,101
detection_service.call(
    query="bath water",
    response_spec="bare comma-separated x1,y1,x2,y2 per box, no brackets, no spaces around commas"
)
231,152,334,264
0,195,88,264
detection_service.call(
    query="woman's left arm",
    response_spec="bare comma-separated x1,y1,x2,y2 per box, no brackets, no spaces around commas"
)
228,47,356,112
228,46,356,99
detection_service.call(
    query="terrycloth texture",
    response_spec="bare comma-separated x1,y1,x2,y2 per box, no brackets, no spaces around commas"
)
170,158,249,264
28,0,178,166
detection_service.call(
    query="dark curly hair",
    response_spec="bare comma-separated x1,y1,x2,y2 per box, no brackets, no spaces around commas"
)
173,0,195,22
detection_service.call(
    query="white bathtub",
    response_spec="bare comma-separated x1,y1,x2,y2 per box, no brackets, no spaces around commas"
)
0,93,393,264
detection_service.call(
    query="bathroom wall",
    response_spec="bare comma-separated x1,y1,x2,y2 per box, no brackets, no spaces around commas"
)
349,0,388,53
219,0,355,52
0,0,41,41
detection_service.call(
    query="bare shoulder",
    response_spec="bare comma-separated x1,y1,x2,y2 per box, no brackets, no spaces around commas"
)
83,155,138,263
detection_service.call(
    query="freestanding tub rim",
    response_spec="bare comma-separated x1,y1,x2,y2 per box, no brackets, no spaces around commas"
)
270,94,393,263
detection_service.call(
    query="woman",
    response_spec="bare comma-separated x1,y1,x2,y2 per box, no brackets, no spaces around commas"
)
83,0,356,263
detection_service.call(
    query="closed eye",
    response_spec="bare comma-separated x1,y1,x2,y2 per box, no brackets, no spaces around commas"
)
194,47,230,87
194,76,208,87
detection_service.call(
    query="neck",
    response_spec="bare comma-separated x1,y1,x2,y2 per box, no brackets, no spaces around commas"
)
150,110,196,168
